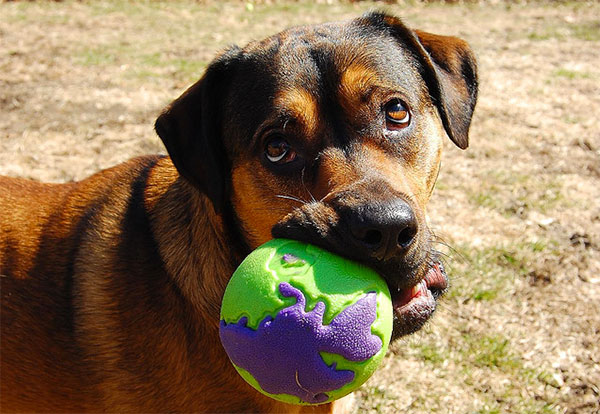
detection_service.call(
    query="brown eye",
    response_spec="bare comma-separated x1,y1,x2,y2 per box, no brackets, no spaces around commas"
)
265,136,296,164
385,99,410,129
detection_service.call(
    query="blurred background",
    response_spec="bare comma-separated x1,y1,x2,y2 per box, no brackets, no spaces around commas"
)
1,1,598,413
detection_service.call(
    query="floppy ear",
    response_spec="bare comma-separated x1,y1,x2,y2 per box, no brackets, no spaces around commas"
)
365,12,478,149
154,47,241,211
413,29,478,149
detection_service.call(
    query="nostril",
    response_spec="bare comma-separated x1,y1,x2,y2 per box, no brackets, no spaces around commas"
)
363,229,383,246
397,225,417,249
344,198,418,259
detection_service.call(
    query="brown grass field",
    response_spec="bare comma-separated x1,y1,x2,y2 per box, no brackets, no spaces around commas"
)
1,1,599,413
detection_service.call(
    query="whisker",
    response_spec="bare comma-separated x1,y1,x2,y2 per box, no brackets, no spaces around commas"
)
435,301,461,318
254,207,294,214
430,237,456,250
426,226,467,263
275,194,307,205
431,249,455,261
301,168,317,203
435,242,467,263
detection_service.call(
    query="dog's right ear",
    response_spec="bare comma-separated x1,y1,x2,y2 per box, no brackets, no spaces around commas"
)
155,47,241,212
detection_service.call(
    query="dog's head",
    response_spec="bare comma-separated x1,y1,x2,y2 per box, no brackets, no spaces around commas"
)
155,12,478,339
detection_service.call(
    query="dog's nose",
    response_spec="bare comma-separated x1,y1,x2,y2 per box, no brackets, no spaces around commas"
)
346,199,418,261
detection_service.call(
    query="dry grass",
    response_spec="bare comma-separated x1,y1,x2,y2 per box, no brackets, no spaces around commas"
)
1,1,599,413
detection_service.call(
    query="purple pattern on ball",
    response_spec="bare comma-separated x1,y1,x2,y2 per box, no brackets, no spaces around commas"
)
282,253,299,263
219,282,382,404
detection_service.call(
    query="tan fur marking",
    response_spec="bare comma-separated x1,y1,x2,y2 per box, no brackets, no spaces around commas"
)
231,162,291,249
340,64,379,97
313,147,358,202
275,88,319,135
359,142,428,209
338,64,381,116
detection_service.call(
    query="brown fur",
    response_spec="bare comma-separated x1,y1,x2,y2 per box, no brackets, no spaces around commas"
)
275,88,320,137
1,12,477,413
0,157,341,413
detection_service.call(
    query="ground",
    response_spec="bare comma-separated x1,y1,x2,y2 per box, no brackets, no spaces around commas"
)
1,1,599,413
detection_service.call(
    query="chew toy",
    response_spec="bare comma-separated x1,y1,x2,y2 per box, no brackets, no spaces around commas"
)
219,239,392,405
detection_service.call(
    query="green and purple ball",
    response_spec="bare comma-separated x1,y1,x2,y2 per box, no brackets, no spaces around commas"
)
219,239,393,405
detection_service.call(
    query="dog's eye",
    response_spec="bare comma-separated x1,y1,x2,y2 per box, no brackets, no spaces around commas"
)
385,99,411,129
265,136,296,164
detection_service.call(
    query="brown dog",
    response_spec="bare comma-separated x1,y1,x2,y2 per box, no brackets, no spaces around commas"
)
0,12,477,413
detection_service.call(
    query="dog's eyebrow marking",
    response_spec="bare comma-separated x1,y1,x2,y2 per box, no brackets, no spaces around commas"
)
275,88,319,135
339,63,380,103
337,63,388,123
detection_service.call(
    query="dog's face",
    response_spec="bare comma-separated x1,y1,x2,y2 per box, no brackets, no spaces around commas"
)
156,13,477,339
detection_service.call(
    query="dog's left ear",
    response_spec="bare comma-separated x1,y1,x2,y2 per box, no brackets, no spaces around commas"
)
155,47,241,212
366,13,478,149
412,29,478,149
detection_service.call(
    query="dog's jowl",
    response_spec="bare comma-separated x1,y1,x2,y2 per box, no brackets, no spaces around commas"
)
0,12,477,413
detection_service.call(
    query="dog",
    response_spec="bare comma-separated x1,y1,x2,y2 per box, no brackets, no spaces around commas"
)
0,12,477,413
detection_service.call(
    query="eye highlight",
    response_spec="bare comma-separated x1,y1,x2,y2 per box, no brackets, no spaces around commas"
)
265,135,296,164
384,99,411,129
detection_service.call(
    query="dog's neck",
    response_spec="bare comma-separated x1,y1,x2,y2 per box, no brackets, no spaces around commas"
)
145,158,242,330
142,160,321,412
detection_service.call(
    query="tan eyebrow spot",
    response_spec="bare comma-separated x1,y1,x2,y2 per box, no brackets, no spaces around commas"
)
338,63,380,115
340,64,379,96
275,88,319,134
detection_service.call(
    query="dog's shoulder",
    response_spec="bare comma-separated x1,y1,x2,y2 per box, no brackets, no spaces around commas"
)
0,155,172,279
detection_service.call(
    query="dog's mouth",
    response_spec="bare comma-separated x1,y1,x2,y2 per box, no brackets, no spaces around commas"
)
387,261,448,340
270,212,448,339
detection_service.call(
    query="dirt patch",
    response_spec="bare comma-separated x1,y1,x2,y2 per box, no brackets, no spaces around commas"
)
1,1,598,413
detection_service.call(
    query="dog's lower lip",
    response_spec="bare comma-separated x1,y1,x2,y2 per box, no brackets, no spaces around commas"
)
391,263,448,310
388,262,448,337
392,280,427,310
424,262,449,292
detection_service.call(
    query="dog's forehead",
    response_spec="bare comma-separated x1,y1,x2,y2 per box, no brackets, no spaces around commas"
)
223,18,426,150
244,19,420,90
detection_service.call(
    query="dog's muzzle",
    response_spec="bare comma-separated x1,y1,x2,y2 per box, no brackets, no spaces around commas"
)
272,195,448,340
